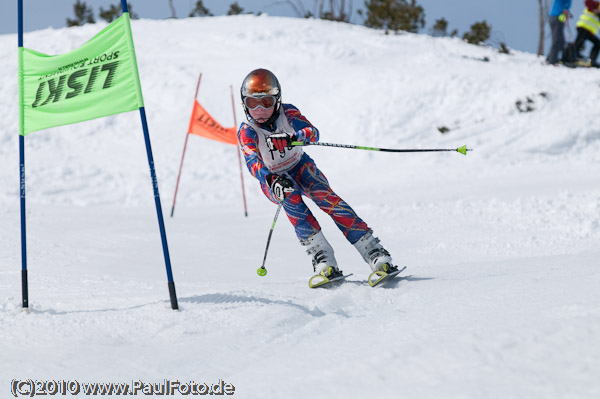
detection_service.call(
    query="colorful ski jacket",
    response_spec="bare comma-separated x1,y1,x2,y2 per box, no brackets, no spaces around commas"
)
577,8,600,34
550,0,572,17
237,104,319,184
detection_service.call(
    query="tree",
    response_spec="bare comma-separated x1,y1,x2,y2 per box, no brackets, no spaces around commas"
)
189,0,213,17
538,0,552,56
99,3,138,23
273,1,351,21
99,4,120,22
227,2,244,15
432,17,447,36
360,0,425,34
321,0,352,22
431,18,458,37
463,21,491,45
66,0,95,27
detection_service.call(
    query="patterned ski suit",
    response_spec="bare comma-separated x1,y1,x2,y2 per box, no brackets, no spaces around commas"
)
237,104,369,244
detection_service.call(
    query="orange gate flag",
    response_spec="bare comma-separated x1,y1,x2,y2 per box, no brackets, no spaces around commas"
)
188,99,237,145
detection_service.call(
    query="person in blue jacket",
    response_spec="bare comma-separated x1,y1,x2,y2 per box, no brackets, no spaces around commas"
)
547,0,573,65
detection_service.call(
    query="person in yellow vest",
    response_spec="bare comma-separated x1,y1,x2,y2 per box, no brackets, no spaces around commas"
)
575,0,600,67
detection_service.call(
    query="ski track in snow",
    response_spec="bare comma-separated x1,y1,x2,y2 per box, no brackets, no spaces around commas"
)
1,15,599,399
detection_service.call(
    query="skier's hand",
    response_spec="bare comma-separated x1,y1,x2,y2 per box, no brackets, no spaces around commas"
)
267,133,294,152
559,12,566,23
266,173,294,201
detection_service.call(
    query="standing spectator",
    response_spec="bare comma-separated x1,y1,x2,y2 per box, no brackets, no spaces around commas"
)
575,0,600,67
547,0,573,65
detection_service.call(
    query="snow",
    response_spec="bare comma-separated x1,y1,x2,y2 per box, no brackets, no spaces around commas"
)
1,14,600,398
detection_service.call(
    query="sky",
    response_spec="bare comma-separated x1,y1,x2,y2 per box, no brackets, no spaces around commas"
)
0,1,588,55
2,13,600,397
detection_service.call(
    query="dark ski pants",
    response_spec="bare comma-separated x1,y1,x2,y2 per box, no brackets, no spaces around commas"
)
547,16,566,65
575,27,600,64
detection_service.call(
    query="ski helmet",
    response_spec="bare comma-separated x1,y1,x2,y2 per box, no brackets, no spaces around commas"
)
240,68,282,126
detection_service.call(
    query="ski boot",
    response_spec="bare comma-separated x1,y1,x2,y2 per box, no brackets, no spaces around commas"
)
354,229,399,286
302,231,343,288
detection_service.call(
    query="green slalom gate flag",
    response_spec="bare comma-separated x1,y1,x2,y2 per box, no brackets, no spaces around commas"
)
19,13,143,135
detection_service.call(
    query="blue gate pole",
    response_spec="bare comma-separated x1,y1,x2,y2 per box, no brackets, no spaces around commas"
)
139,107,179,310
20,136,27,309
121,0,178,310
18,0,28,309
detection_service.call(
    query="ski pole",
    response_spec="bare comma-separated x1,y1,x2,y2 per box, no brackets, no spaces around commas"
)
291,141,471,155
565,12,573,43
257,201,284,276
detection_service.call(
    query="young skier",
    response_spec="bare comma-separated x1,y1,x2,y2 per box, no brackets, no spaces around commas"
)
237,68,399,286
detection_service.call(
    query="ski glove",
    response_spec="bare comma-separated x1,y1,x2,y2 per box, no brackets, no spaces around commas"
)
267,133,295,152
266,173,294,201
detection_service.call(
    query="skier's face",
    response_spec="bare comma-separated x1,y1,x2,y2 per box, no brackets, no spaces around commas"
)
249,105,274,124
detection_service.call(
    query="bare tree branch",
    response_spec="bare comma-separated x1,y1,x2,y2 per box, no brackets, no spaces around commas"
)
168,0,176,18
538,0,552,56
266,1,307,17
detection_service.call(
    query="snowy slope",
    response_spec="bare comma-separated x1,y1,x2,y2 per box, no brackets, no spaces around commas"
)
1,15,599,398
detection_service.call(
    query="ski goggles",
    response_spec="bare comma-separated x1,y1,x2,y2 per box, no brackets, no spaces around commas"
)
244,95,276,110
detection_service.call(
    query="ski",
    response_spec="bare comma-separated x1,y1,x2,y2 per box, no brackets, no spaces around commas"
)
309,273,353,288
368,266,407,287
